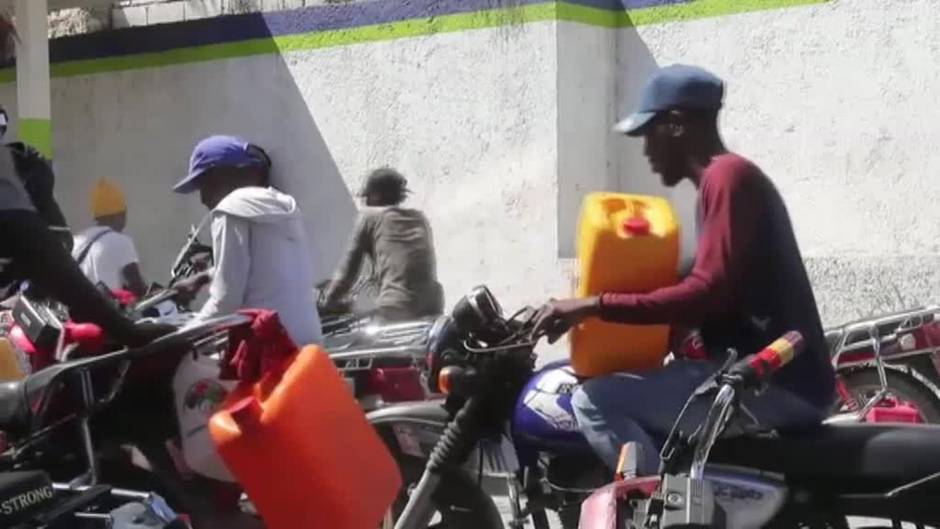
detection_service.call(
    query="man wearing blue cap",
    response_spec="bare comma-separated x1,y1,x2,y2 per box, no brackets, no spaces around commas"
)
173,135,322,346
531,65,834,473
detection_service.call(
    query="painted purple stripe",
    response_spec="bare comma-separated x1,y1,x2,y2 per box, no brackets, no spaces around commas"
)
44,0,688,66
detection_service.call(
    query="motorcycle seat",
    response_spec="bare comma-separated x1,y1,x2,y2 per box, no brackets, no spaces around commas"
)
712,423,940,491
0,360,90,434
0,471,56,527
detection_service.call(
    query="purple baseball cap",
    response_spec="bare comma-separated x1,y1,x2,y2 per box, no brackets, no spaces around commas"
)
173,135,267,194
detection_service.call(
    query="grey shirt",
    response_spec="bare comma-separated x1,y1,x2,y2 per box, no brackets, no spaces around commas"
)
326,206,443,318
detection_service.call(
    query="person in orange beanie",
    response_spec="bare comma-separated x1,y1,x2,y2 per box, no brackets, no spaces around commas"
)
72,179,148,297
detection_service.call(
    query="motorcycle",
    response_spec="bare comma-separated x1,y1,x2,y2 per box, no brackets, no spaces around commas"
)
173,220,431,410
828,306,940,423
578,332,940,528
0,319,231,528
370,286,940,529
369,285,597,529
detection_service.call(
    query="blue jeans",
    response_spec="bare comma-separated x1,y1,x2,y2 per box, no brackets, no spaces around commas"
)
571,360,826,474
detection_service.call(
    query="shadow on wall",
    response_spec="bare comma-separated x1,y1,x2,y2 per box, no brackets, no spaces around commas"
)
47,14,356,284
556,23,662,259
615,26,698,269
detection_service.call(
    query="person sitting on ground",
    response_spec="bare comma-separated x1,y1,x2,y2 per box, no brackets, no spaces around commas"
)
322,167,444,322
72,179,149,298
172,135,322,346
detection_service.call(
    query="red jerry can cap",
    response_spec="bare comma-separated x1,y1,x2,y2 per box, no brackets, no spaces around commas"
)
623,216,651,236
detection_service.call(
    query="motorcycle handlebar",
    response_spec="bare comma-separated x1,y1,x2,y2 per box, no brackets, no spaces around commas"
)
151,314,251,346
727,331,804,386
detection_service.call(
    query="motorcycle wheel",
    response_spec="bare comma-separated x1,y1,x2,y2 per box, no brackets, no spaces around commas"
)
385,454,504,529
837,368,940,423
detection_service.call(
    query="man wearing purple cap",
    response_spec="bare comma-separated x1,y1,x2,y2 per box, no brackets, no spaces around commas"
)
530,65,834,473
173,135,322,346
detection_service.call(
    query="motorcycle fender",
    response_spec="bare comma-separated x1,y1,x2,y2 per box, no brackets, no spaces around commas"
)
368,399,450,460
838,361,940,401
367,399,520,476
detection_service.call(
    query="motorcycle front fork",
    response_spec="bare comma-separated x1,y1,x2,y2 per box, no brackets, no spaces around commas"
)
394,470,442,529
394,397,484,529
508,467,552,529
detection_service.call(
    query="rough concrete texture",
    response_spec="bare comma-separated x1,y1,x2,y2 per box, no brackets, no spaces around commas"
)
49,7,110,37
286,22,569,317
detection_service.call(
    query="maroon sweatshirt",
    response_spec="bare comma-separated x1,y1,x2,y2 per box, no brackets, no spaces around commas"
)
599,153,835,408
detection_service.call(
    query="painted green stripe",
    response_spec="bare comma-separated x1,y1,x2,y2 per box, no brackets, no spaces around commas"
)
274,3,557,53
0,4,557,83
0,0,824,84
556,2,627,28
623,0,827,26
18,118,53,157
557,0,825,27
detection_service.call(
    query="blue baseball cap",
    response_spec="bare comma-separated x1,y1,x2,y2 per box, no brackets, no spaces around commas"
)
173,135,267,194
614,64,724,137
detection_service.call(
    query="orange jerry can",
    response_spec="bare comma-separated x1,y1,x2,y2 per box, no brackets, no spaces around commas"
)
570,193,680,377
209,346,401,529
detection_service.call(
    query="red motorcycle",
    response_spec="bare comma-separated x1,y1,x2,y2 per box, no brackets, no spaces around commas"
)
827,306,940,424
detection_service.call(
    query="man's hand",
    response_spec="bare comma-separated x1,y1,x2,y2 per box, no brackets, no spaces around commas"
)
172,270,212,304
530,296,601,344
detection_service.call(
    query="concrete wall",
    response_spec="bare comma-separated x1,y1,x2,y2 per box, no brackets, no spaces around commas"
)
2,0,938,341
2,9,569,326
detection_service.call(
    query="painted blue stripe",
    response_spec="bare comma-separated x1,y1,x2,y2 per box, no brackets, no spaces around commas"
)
44,0,689,66
51,0,546,63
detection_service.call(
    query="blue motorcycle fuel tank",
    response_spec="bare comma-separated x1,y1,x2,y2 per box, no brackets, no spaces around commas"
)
512,360,593,455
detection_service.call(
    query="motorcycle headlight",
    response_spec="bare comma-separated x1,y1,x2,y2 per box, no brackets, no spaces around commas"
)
426,315,457,394
452,285,502,336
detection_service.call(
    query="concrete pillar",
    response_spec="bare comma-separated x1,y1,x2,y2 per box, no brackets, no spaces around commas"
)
14,0,52,157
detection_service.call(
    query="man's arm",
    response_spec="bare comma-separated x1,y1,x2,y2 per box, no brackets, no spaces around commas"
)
110,235,148,298
323,214,371,306
198,214,250,319
120,263,149,299
598,167,761,325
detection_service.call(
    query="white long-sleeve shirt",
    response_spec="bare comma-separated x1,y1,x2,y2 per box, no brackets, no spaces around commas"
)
197,186,322,346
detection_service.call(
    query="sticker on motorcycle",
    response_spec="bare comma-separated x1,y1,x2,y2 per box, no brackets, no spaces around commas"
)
533,366,579,394
522,389,579,431
184,379,229,415
392,424,424,458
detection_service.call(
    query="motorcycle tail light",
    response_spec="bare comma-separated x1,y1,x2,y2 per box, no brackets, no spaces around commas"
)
367,367,425,403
